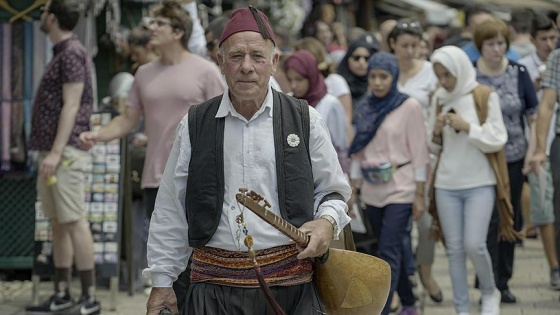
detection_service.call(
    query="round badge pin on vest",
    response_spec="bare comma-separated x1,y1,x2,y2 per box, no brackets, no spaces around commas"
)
287,134,300,147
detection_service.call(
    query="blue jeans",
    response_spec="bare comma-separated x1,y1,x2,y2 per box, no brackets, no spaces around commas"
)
366,204,415,315
436,186,496,313
403,217,415,277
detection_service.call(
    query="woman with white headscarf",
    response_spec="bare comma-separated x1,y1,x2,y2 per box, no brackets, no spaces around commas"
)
428,46,507,315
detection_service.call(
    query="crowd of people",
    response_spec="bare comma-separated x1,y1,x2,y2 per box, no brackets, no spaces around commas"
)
28,0,560,315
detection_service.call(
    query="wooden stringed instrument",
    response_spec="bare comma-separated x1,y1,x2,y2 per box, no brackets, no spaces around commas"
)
236,189,391,315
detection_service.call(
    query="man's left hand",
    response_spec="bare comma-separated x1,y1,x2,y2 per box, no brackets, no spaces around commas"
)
39,151,62,180
296,218,334,260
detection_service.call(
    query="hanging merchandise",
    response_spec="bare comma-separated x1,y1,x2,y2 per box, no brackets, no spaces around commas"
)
121,0,159,3
105,0,122,53
93,0,108,16
32,21,46,101
0,0,33,22
8,0,45,23
1,23,12,172
74,0,99,57
24,22,33,144
11,22,26,165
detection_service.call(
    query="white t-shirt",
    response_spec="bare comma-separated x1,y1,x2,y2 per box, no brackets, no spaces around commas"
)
314,94,347,153
325,73,351,98
398,60,438,131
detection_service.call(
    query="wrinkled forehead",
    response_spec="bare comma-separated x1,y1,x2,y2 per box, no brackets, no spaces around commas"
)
221,31,274,52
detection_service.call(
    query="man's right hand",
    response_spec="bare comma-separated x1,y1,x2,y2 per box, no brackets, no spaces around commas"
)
79,131,99,150
146,287,179,315
530,151,547,174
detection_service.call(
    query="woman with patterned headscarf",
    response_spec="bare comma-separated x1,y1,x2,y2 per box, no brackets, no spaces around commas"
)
349,52,429,315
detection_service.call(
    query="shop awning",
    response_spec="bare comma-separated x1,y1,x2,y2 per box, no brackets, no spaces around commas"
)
474,0,559,10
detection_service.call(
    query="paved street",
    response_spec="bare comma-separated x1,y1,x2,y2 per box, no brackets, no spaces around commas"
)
1,237,559,314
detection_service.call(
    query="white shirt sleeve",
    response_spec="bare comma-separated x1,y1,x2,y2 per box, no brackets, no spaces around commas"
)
467,92,508,153
182,2,207,57
325,74,351,98
308,107,352,238
350,158,362,180
142,115,192,287
415,165,427,182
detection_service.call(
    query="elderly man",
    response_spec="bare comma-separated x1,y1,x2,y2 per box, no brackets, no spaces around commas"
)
144,6,351,315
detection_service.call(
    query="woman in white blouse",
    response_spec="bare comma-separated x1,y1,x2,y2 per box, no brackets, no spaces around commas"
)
429,46,506,315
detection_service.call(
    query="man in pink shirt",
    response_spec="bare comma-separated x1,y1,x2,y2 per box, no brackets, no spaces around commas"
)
79,1,223,311
80,0,223,216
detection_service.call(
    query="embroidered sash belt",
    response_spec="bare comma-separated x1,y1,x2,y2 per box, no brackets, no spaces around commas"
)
190,244,313,287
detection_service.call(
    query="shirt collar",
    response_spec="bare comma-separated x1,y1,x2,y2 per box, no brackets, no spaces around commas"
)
216,84,274,121
531,51,544,66
53,35,78,55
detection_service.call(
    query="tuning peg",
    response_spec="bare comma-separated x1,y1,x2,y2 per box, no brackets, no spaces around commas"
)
239,188,248,194
250,190,264,201
263,200,271,208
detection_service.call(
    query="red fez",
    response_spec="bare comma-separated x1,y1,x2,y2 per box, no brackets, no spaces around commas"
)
219,6,276,47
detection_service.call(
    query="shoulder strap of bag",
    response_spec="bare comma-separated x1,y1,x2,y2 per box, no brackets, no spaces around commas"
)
472,84,517,242
472,84,493,124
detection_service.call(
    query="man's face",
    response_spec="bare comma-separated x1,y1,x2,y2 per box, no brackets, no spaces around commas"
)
217,32,279,102
148,16,181,48
533,28,559,59
129,44,152,65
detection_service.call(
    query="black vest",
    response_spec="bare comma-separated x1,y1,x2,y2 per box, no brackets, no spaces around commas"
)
185,90,315,248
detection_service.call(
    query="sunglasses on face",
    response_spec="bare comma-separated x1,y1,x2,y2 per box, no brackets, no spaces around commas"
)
350,55,370,62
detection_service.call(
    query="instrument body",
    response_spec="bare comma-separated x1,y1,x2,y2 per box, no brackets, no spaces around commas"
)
236,189,391,315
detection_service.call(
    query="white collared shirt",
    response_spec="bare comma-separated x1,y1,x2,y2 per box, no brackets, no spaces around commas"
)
143,86,351,287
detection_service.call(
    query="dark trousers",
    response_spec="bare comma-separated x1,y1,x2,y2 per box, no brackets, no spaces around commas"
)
549,137,560,266
143,188,159,219
366,203,416,314
186,282,323,315
402,217,416,277
485,159,524,291
144,188,191,313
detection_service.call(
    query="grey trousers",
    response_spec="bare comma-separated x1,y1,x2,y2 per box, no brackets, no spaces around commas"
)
416,211,436,265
